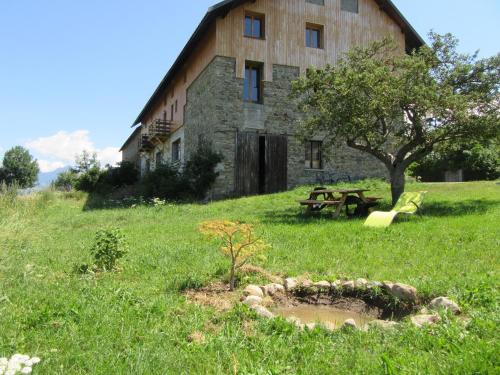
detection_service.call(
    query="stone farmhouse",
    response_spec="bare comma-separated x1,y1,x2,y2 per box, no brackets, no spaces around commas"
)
120,0,423,197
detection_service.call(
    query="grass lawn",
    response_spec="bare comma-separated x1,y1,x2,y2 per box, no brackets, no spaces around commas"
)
0,180,499,374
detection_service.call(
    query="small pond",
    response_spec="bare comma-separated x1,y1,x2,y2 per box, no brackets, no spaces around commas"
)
273,305,376,329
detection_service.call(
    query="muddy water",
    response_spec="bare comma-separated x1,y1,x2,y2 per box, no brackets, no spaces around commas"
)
273,305,375,329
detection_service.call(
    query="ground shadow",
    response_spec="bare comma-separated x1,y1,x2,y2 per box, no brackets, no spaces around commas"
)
422,199,499,217
261,199,499,225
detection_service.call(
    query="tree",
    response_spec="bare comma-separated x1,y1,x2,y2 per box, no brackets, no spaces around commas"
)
292,33,500,204
0,146,39,188
199,221,270,291
73,151,102,193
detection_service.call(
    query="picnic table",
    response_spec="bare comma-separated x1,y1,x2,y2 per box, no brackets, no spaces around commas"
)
299,188,382,218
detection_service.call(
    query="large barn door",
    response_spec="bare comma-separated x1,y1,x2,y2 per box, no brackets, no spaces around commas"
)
235,132,260,196
265,134,288,194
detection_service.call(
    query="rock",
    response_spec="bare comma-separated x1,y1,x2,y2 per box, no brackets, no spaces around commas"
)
411,314,440,328
284,278,298,291
368,320,399,329
343,319,357,328
243,296,263,307
313,281,331,290
300,279,314,288
342,281,355,290
251,305,274,319
286,316,304,329
305,323,317,330
383,282,418,303
331,280,342,290
355,278,368,288
367,281,383,289
429,297,461,315
244,285,264,298
262,283,285,296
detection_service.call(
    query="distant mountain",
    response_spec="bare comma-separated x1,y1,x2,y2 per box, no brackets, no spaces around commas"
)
38,166,71,187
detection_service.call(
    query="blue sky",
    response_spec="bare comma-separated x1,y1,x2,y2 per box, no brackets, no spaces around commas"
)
0,0,498,171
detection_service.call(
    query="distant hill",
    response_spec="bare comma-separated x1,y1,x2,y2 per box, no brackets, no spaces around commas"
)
38,166,71,187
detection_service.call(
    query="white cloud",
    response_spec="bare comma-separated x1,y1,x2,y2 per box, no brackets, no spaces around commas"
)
37,160,67,173
26,130,121,172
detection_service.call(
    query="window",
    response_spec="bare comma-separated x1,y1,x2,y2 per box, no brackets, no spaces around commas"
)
341,0,358,13
175,100,178,113
244,62,263,103
171,104,174,121
305,141,322,169
172,139,181,162
244,13,265,39
306,24,323,49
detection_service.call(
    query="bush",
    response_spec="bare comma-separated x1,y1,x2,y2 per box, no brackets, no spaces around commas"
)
140,144,222,201
410,141,500,182
184,144,223,200
140,163,189,201
106,162,139,187
53,170,78,191
89,228,128,271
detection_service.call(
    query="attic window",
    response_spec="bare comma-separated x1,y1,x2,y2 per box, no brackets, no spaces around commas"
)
244,13,265,39
341,0,358,13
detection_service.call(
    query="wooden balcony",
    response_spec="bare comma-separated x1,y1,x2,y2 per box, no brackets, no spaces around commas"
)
149,119,172,144
138,135,154,152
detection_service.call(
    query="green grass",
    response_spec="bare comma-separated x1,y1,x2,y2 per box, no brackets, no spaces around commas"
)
0,181,499,374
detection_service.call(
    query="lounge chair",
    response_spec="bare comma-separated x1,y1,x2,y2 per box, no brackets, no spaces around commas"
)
364,192,427,228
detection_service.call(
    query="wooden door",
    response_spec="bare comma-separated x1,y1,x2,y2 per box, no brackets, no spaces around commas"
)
235,132,260,196
265,134,288,194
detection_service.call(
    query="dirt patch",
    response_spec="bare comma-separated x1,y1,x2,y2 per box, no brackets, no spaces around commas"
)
184,282,240,312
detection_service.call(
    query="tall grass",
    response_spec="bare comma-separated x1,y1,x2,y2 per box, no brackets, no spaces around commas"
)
0,181,498,374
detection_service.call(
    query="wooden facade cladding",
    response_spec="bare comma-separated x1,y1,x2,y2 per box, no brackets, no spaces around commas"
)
143,23,217,132
215,0,406,81
137,0,412,133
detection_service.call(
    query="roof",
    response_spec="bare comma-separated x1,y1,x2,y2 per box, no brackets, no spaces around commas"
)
120,125,142,152
131,0,424,127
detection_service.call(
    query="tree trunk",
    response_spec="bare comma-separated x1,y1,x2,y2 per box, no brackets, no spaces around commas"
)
229,262,236,291
390,167,406,206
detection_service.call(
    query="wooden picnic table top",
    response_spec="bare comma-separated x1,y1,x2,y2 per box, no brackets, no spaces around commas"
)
311,188,370,194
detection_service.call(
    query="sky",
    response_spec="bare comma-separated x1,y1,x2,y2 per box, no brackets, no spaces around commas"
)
0,0,499,172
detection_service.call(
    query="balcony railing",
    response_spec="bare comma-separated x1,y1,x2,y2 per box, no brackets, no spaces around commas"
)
138,135,154,152
149,119,172,144
138,119,173,152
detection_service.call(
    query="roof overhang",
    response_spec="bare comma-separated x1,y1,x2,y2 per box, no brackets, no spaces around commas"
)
131,0,424,127
119,125,142,152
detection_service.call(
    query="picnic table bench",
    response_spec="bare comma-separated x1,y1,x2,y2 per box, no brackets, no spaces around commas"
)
299,188,382,218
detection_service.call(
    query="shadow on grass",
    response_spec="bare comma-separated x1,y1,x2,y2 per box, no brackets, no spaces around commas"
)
422,199,499,217
260,199,499,225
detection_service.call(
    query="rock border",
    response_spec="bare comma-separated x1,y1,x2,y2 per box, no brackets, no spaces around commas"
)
241,278,461,330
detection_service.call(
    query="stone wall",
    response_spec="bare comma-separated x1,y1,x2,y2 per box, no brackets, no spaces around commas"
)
185,56,387,198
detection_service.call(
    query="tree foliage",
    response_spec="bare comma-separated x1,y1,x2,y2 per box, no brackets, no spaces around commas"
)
0,146,39,188
292,33,500,203
199,221,270,290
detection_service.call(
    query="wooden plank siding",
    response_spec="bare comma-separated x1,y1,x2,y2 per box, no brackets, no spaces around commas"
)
215,0,406,81
143,23,218,132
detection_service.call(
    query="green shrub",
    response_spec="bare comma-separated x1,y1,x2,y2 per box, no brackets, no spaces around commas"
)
105,162,139,187
140,144,222,201
184,144,223,200
140,163,189,201
53,170,78,191
410,141,500,182
89,228,128,271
